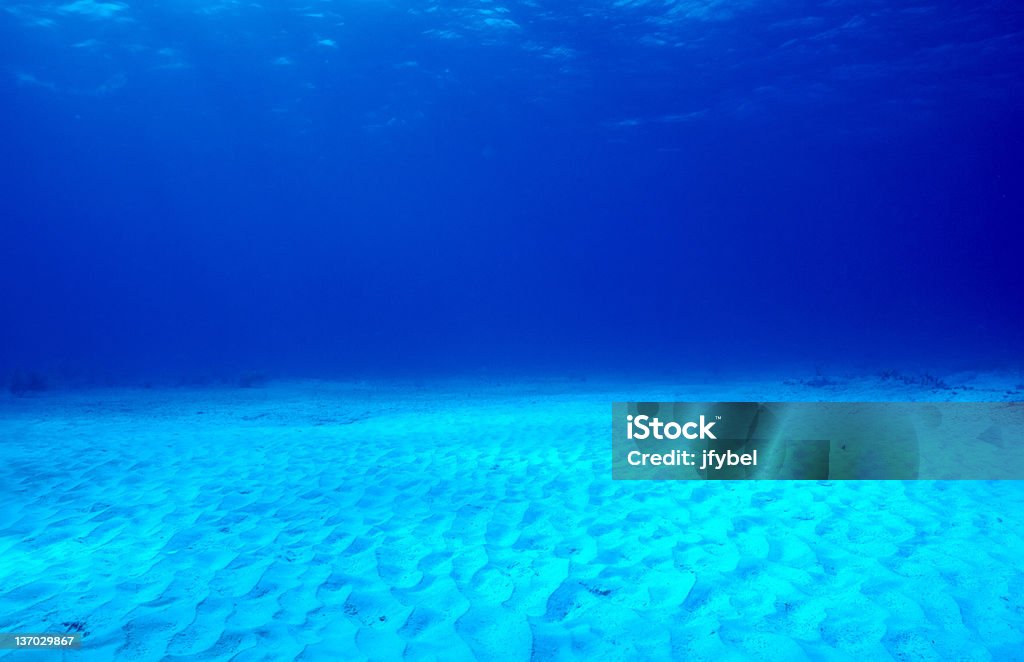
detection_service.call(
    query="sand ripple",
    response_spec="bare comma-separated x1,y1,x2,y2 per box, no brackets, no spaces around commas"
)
1,378,1022,659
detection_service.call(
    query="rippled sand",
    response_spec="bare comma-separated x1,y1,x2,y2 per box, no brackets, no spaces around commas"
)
1,376,1022,660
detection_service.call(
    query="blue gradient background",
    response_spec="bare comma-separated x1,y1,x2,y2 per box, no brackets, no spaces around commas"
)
0,1,1021,378
2,4,1024,659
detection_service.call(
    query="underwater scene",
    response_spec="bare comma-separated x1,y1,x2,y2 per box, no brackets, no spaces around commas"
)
1,0,1023,659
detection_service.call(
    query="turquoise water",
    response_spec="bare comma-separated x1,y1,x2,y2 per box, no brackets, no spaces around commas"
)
2,0,1023,658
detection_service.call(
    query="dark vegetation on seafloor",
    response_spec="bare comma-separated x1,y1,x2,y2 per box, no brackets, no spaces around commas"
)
5,368,1021,397
8,370,48,397
5,369,276,394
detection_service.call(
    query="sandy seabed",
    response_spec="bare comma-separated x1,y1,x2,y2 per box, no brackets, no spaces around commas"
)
1,375,1022,661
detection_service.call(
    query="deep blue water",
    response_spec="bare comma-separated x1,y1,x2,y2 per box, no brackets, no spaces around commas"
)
1,1,1022,380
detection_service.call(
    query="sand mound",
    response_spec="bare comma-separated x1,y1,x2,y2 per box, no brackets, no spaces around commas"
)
1,376,1021,659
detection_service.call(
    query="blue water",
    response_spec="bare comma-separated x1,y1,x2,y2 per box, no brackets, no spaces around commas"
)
1,1,1023,660
1,1,1022,379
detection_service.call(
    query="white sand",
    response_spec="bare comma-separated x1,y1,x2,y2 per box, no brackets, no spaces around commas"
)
0,374,1022,660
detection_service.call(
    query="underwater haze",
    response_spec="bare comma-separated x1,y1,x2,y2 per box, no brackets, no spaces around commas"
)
2,0,1022,380
3,3,1024,660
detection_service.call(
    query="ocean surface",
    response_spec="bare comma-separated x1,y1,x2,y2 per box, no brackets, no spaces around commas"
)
1,0,1022,660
